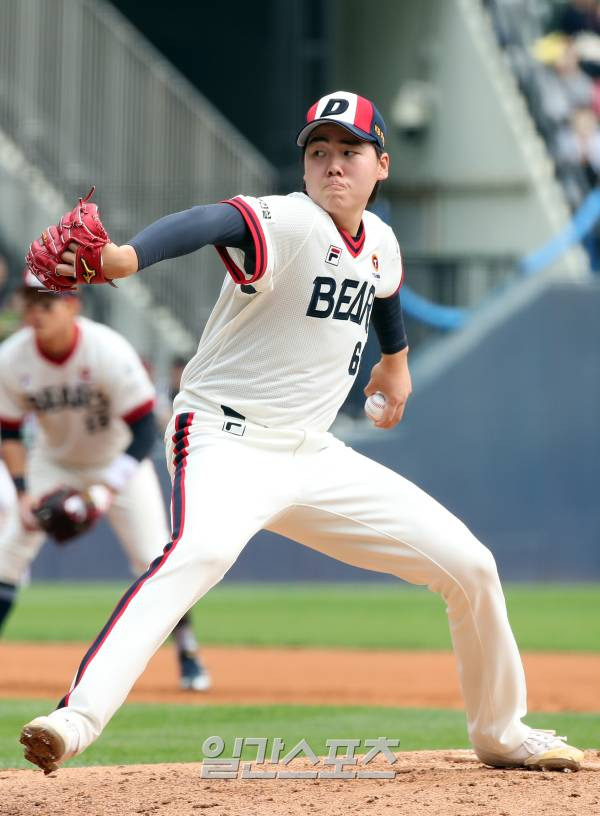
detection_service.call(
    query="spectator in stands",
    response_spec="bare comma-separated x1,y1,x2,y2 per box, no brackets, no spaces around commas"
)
537,41,595,123
546,0,600,78
554,105,600,189
553,0,600,37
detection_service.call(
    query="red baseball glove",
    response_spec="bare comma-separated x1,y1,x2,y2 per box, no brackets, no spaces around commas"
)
25,187,113,292
32,487,104,544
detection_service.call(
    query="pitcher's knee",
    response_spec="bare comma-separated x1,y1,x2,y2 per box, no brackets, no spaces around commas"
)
428,525,500,594
457,541,500,591
187,551,238,584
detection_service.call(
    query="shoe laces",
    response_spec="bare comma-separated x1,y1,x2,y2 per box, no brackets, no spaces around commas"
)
523,729,568,753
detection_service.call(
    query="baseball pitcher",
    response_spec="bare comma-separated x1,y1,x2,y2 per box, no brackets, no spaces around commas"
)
19,91,582,774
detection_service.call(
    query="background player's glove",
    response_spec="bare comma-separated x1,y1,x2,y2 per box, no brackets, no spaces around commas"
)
32,485,112,544
25,187,112,292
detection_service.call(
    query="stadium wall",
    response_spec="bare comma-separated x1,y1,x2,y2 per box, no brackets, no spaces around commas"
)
31,280,600,583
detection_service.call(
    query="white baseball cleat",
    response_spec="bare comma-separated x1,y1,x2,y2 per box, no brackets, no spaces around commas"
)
179,652,212,692
20,715,80,775
181,668,212,692
476,729,584,772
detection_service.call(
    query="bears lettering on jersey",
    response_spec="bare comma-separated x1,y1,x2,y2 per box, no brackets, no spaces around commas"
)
306,276,376,333
25,383,102,412
24,384,110,433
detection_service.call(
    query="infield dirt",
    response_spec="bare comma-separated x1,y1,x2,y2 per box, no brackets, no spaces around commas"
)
2,750,600,816
0,642,599,710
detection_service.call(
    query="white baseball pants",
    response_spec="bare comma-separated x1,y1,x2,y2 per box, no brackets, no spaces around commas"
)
48,408,529,759
0,455,170,585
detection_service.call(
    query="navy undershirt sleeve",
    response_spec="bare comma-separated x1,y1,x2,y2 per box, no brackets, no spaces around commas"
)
124,411,157,461
371,293,408,354
129,203,250,270
0,424,23,441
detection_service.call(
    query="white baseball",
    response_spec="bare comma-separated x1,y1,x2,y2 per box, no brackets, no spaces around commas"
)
364,391,386,423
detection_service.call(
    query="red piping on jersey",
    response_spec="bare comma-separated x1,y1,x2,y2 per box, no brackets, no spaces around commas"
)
217,197,268,284
122,398,155,425
215,246,245,284
384,254,404,297
0,416,23,431
35,323,81,365
337,222,366,258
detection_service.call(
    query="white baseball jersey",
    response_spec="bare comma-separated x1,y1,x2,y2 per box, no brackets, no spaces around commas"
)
175,192,403,431
0,317,155,468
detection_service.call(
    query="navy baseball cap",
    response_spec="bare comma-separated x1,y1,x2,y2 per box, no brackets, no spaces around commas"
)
296,91,386,150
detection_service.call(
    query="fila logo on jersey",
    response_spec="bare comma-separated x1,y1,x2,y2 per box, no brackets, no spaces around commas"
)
325,245,342,266
306,276,375,332
222,419,246,436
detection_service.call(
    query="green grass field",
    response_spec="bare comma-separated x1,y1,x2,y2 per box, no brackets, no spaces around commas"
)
2,702,599,769
3,581,600,650
2,582,598,769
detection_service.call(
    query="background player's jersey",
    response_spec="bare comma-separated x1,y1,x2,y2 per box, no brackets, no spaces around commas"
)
0,458,16,512
175,192,403,431
0,317,155,467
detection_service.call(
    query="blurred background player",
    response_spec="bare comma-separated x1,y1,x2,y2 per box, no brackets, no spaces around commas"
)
156,356,189,432
0,457,16,545
0,272,210,692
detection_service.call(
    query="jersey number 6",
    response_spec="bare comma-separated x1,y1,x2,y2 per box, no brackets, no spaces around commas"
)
348,342,362,375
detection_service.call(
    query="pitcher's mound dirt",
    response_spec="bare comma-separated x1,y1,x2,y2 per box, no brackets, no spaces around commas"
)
2,750,600,816
1,643,599,710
